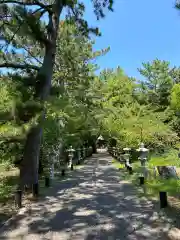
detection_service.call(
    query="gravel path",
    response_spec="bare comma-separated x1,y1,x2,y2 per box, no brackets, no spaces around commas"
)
0,151,173,239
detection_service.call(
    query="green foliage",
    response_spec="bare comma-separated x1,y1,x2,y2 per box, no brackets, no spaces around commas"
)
112,159,124,169
95,66,178,151
0,165,19,202
150,150,180,167
138,59,174,108
146,178,180,197
171,84,180,111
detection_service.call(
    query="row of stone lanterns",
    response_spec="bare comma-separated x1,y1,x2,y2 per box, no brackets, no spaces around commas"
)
57,146,92,178
109,143,168,208
124,143,149,179
60,145,93,177
109,143,149,179
14,145,93,209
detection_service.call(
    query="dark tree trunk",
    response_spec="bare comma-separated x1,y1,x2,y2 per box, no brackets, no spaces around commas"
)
19,126,42,189
19,1,63,190
92,142,97,154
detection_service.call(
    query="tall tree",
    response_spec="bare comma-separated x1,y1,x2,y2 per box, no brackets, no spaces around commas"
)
138,59,174,108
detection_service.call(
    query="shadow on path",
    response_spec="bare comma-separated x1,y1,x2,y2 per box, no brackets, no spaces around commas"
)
0,152,174,239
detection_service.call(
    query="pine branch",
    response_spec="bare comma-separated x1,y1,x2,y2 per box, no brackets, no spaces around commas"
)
0,62,40,70
22,45,43,65
0,0,53,13
1,5,50,51
1,19,23,52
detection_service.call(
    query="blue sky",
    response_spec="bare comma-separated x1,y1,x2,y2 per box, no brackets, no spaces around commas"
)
84,0,180,80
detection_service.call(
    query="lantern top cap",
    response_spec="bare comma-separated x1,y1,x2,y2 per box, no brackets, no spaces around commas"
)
136,143,148,152
98,135,104,140
140,143,144,148
123,147,131,151
68,146,75,151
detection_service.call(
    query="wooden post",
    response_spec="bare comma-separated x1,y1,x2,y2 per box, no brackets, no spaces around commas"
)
32,183,39,197
159,191,168,208
129,166,133,174
139,176,144,185
61,169,65,176
45,177,50,187
15,190,22,208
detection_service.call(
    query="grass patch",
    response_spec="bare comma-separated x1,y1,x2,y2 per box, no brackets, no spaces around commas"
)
112,156,180,199
130,162,180,198
0,164,19,225
146,178,180,196
112,152,180,223
112,159,124,169
0,165,19,202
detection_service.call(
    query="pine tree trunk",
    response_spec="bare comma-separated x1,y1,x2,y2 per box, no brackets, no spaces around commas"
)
19,126,42,188
19,1,63,190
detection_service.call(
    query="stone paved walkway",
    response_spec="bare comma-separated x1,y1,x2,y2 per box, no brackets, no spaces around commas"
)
0,151,173,239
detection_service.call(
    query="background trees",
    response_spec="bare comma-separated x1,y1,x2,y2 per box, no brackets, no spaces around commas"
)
95,66,179,152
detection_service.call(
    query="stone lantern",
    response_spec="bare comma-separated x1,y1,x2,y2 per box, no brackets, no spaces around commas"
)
115,147,118,159
116,147,120,161
123,147,132,174
85,147,88,158
67,146,75,170
137,143,149,166
83,146,86,160
136,143,149,179
77,148,81,164
49,157,55,180
123,147,131,166
112,147,116,158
